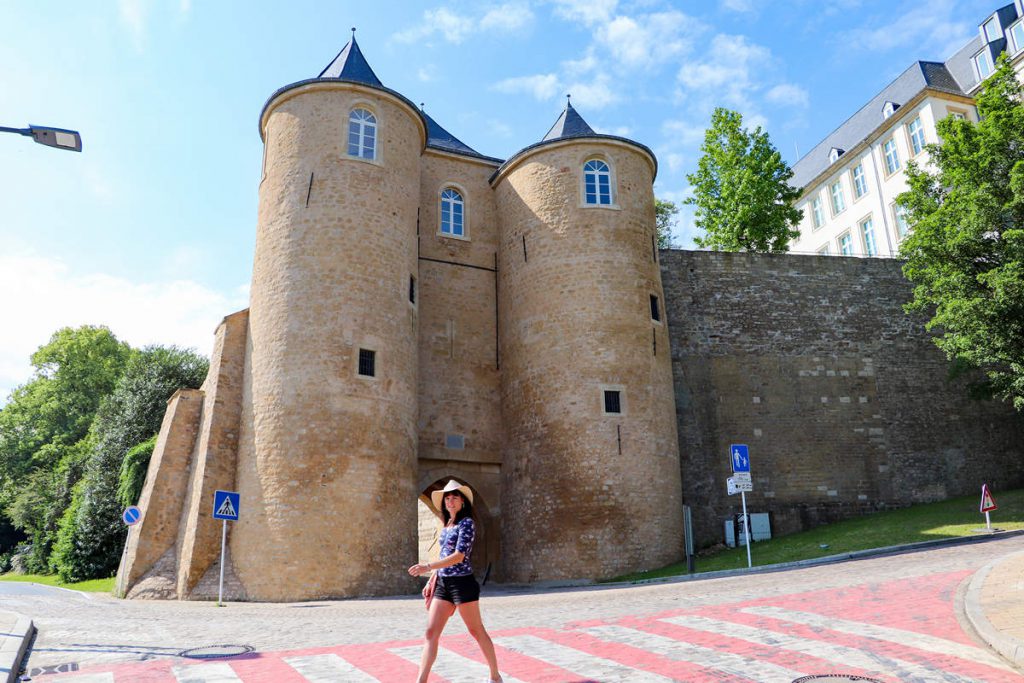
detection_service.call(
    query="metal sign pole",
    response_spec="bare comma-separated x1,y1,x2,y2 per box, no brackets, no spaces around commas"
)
218,519,227,607
741,490,752,569
985,511,991,530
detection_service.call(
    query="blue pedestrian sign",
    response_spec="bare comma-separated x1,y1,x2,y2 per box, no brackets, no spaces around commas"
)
213,490,240,521
122,505,142,526
730,444,751,474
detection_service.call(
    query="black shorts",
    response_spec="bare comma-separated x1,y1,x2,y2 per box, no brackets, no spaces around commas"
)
433,573,480,605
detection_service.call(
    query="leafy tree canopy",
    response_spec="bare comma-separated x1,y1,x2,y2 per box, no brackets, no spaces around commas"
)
655,198,680,250
898,54,1024,410
685,107,802,252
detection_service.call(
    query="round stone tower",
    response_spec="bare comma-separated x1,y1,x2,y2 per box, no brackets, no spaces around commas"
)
232,36,424,599
493,101,684,582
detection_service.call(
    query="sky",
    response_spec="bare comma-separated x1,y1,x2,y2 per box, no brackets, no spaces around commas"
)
0,0,1003,402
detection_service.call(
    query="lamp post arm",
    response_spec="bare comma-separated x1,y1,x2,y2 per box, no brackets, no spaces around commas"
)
0,126,32,137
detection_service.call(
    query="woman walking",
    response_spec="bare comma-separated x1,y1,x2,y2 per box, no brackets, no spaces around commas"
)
408,480,503,683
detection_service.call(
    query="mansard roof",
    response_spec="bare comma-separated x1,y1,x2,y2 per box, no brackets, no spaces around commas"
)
318,33,383,86
542,99,597,141
790,60,969,189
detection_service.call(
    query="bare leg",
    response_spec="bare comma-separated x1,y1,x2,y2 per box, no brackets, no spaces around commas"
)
417,598,456,683
457,600,502,682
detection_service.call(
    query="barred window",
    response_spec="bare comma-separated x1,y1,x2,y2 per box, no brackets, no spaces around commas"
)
358,348,376,377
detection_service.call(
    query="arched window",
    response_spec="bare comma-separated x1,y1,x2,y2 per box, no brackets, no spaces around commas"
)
348,108,376,160
440,188,465,237
583,159,612,205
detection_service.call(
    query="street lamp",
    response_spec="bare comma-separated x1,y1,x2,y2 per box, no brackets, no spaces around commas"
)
0,124,82,152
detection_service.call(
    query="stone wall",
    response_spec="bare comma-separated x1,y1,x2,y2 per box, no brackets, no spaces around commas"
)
662,250,1024,549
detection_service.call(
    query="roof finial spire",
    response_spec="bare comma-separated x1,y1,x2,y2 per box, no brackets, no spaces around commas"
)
351,27,356,40
566,93,572,106
420,102,425,111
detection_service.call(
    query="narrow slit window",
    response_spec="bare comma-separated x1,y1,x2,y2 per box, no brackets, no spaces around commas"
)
409,276,416,304
650,294,661,322
358,348,376,377
604,390,622,414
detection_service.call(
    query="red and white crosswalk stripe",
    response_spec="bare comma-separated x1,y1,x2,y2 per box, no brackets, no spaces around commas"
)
42,569,1021,682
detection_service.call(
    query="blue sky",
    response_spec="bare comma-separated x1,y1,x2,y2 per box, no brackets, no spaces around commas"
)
0,0,1000,401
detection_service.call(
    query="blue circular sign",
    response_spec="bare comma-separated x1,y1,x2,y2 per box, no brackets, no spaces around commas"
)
122,505,142,526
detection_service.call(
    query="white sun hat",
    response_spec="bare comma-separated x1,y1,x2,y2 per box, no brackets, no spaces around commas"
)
431,479,474,511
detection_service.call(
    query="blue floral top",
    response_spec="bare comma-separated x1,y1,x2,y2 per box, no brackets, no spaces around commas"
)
438,517,475,577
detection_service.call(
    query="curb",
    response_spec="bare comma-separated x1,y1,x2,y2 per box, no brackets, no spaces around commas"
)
489,528,1024,594
0,611,35,683
964,549,1024,669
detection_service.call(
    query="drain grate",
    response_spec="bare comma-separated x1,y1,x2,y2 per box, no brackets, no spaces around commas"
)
792,676,885,683
178,644,255,660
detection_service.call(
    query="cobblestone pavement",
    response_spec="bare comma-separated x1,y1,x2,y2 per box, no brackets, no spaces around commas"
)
16,536,1024,682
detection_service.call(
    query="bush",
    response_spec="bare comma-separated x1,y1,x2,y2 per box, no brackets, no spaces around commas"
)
117,435,157,509
52,346,207,582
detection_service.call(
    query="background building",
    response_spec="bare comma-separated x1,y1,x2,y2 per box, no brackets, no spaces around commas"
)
790,0,1024,257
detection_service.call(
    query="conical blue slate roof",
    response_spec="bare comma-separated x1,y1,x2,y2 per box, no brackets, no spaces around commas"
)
542,100,596,141
318,34,383,86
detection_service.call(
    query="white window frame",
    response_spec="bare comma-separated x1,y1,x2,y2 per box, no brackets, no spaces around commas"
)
892,202,910,238
883,138,900,176
983,16,1002,43
348,108,377,160
829,180,846,216
1009,19,1024,53
860,217,877,256
851,164,868,199
907,117,926,156
974,49,995,80
838,231,854,256
439,186,467,239
817,244,831,256
811,196,824,229
583,158,613,206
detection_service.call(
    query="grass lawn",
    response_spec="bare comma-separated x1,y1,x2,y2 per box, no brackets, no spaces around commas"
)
613,487,1024,582
0,572,115,593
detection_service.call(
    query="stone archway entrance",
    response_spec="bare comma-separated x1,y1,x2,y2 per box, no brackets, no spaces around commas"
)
418,477,500,583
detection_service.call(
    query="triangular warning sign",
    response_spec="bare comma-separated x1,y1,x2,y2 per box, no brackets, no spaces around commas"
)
217,496,237,518
980,484,998,513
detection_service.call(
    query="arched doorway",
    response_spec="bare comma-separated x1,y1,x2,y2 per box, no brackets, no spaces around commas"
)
418,477,500,583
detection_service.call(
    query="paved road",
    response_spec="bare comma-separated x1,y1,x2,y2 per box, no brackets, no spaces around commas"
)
15,536,1024,682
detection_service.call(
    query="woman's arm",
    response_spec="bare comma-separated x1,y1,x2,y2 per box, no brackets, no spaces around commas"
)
408,551,463,576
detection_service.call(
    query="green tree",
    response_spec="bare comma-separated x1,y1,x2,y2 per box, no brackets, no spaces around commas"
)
685,108,802,252
54,346,207,581
655,198,679,249
0,327,130,566
898,55,1024,410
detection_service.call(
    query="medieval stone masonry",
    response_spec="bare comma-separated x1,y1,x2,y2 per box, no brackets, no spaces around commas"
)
117,36,1024,602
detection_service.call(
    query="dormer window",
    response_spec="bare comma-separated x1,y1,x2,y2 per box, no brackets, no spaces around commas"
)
974,48,995,80
983,16,1002,43
828,147,844,163
882,101,900,119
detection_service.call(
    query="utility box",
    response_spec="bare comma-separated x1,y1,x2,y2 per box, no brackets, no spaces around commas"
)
725,512,772,547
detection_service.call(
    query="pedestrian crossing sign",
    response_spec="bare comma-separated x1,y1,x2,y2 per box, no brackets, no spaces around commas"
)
980,484,997,513
213,490,240,520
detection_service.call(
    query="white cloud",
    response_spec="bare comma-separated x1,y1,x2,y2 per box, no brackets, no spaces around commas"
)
119,0,147,52
488,119,513,137
662,119,708,145
492,73,561,100
665,153,686,172
551,0,618,26
562,50,599,76
722,0,755,12
596,11,702,69
480,3,534,32
0,251,247,404
765,83,809,108
841,0,968,56
418,65,437,82
595,125,631,137
393,7,475,44
678,34,771,106
565,75,618,109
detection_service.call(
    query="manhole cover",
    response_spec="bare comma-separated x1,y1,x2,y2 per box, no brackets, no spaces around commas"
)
792,677,885,683
178,644,255,659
